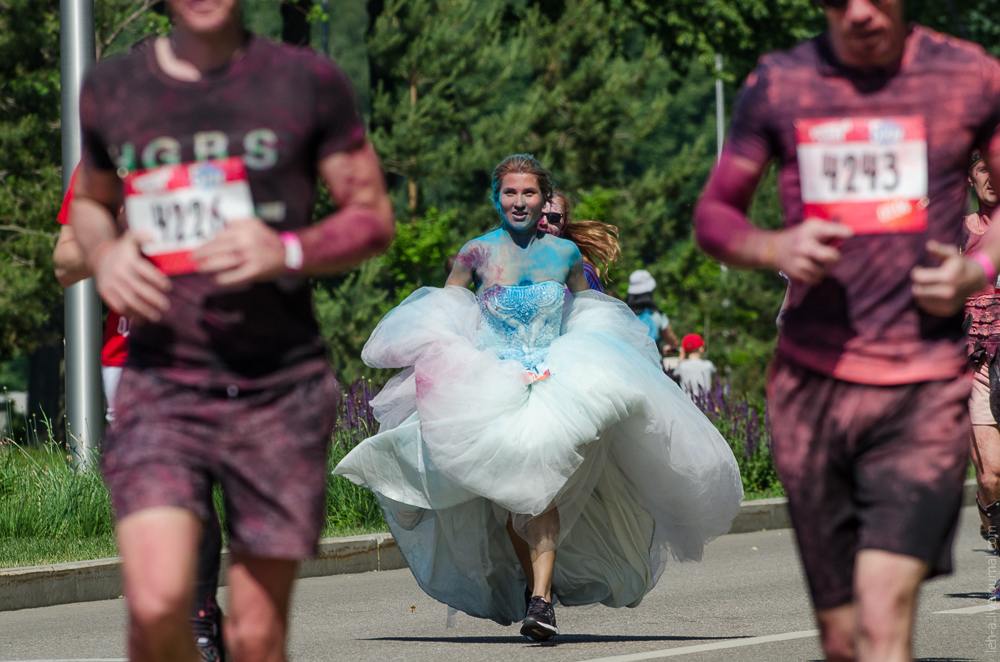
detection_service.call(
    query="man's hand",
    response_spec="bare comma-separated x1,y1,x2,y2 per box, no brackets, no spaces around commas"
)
91,231,171,323
193,218,286,287
911,240,987,317
770,219,854,284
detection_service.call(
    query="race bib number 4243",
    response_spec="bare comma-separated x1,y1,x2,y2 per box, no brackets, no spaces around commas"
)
123,157,255,275
795,116,928,235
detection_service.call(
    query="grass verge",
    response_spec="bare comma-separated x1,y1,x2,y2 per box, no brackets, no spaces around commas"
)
2,378,790,569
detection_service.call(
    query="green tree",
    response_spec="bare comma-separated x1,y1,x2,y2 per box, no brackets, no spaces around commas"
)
0,0,64,362
367,0,523,218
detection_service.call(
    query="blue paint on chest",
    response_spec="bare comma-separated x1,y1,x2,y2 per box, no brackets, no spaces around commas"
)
478,281,565,368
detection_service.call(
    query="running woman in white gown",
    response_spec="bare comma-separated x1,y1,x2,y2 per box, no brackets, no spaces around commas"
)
334,154,743,641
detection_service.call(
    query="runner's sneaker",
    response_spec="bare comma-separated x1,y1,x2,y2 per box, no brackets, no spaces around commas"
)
192,597,225,662
521,596,558,641
990,578,1000,602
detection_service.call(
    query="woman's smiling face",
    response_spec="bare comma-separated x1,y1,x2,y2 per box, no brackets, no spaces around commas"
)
499,173,544,232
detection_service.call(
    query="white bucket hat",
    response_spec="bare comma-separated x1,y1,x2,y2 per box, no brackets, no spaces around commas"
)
627,269,656,295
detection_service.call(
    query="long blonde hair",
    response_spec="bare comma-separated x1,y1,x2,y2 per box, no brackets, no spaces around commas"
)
564,220,621,275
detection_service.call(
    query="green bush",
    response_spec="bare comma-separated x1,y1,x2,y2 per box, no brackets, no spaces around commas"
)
0,375,786,567
692,381,784,500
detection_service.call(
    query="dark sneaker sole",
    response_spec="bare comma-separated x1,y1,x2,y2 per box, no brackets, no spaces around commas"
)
521,617,559,641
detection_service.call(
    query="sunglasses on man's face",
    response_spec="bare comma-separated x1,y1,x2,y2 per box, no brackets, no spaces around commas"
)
542,212,564,225
815,0,891,8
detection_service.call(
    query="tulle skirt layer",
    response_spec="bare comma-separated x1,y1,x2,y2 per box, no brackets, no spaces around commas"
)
334,286,743,625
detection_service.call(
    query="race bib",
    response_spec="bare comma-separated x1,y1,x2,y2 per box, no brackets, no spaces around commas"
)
795,116,928,234
123,157,254,275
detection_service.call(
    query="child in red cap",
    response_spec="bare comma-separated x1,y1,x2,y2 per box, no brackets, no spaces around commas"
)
677,334,716,397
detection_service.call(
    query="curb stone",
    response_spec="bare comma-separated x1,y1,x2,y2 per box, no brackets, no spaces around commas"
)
0,479,977,612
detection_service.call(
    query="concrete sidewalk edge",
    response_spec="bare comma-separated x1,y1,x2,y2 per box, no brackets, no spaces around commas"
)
0,479,977,612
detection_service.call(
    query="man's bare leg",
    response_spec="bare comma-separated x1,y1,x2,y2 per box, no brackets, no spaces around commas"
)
854,549,928,662
972,424,1000,535
815,604,856,662
225,555,299,662
117,507,202,662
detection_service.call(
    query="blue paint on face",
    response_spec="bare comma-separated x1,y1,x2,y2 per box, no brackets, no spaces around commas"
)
449,174,590,295
497,173,545,236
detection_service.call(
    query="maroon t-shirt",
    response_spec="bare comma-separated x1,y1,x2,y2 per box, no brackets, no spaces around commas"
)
726,26,1000,385
79,34,366,387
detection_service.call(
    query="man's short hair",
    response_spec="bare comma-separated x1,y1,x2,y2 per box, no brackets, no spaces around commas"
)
971,150,984,174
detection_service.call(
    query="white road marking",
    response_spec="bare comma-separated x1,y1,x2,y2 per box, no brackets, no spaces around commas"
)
575,629,820,661
934,604,1000,615
3,659,126,662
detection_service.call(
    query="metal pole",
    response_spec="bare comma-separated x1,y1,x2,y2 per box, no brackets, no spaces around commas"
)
715,54,725,161
61,0,103,468
321,0,329,55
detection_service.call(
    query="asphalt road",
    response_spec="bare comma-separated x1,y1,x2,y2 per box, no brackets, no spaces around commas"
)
1,505,995,661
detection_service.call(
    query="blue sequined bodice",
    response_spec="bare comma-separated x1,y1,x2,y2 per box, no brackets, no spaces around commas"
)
478,281,566,368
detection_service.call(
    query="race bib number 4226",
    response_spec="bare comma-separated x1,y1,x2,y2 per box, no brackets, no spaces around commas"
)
123,157,254,275
795,116,928,235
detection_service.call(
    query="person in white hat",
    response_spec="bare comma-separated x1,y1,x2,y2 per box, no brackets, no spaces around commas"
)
626,269,679,355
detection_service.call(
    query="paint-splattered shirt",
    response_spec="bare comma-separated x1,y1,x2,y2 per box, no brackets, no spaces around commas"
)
726,26,1000,384
79,34,366,387
963,212,1000,359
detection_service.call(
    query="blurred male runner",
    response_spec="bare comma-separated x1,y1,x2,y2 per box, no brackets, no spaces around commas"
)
695,0,1000,660
68,0,395,660
54,164,227,661
962,151,1000,590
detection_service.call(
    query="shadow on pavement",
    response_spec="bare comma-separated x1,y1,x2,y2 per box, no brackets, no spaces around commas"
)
943,591,990,599
368,634,743,645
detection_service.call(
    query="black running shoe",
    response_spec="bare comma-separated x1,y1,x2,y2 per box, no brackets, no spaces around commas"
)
521,596,558,641
191,597,225,662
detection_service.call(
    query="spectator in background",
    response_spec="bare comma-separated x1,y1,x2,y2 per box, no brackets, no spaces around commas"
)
962,150,1000,586
625,270,679,354
677,334,716,398
540,191,620,292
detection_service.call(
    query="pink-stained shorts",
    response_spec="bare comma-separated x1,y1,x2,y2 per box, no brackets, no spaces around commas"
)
102,367,340,560
767,358,971,610
969,359,997,426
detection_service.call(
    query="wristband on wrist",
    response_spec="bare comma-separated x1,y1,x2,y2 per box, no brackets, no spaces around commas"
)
969,251,997,285
280,232,304,272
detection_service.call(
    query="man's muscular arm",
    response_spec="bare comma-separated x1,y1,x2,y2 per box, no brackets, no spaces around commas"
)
302,143,395,273
71,164,172,322
53,225,91,287
694,152,853,284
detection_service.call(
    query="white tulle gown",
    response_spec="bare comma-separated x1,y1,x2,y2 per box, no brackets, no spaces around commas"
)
334,282,743,625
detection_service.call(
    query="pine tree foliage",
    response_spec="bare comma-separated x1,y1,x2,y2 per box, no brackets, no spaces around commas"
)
0,0,995,398
0,0,63,360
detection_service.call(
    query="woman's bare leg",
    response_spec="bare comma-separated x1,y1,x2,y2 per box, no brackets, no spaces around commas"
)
525,508,559,601
506,517,534,594
507,508,560,601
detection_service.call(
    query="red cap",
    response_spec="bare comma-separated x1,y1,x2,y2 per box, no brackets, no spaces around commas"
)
681,334,704,353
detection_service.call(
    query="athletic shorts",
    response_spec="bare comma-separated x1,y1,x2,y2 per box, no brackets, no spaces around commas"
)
970,359,998,426
767,357,971,610
102,367,340,559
